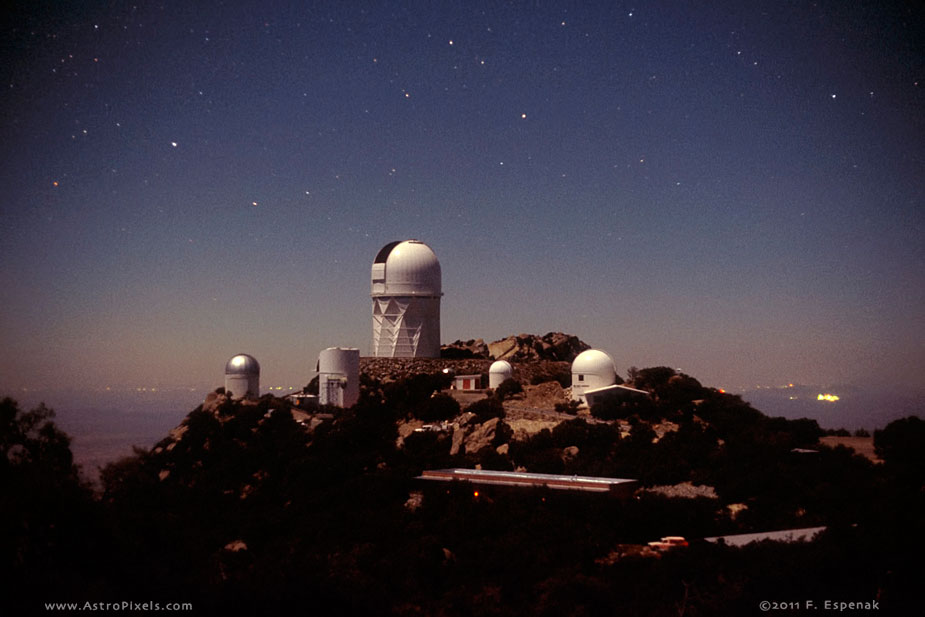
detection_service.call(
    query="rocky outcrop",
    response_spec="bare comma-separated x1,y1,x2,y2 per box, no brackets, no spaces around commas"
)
448,417,512,456
487,332,590,363
441,339,490,359
363,333,588,383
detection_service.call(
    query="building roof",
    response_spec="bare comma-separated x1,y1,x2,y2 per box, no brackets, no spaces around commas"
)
584,384,649,397
703,526,827,547
417,468,638,494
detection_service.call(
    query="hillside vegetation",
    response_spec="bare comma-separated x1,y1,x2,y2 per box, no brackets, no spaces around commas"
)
2,366,923,615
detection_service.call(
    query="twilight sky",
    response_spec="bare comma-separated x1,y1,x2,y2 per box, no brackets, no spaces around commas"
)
2,0,923,396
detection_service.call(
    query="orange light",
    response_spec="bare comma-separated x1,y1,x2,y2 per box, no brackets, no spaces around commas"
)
52,181,59,187
473,491,479,498
718,388,725,393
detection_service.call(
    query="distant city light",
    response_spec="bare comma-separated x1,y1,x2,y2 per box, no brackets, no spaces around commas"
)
817,393,840,402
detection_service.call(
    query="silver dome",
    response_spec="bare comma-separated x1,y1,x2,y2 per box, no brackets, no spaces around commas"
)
225,353,260,376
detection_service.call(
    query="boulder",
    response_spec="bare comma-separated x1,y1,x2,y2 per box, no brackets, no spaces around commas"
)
487,332,591,362
462,417,500,454
441,338,490,359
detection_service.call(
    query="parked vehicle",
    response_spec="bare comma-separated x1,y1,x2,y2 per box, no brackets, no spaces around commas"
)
647,536,689,550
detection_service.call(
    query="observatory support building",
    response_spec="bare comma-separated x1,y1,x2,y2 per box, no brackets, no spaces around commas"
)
371,240,442,358
318,347,360,408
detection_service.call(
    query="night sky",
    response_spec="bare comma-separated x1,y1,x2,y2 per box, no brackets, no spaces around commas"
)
2,1,923,398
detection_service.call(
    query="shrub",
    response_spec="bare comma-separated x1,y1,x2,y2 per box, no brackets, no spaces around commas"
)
417,393,461,423
494,378,523,401
465,397,505,423
554,400,581,415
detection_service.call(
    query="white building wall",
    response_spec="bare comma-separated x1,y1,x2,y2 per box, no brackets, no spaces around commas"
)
454,375,483,391
225,374,259,399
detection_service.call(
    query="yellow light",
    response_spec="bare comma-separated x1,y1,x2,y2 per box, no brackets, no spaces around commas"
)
817,393,840,402
473,491,479,498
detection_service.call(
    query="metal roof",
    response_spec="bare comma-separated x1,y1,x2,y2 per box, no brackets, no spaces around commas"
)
417,468,638,494
584,384,649,397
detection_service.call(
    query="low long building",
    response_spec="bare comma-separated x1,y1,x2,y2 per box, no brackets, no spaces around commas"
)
418,468,638,497
703,526,827,547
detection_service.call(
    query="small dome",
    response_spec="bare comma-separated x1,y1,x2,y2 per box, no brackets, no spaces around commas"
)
225,353,260,376
489,360,513,375
371,239,441,296
571,349,616,378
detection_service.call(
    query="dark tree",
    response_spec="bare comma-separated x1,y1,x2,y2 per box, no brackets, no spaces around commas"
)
875,416,925,481
0,399,102,612
417,393,461,423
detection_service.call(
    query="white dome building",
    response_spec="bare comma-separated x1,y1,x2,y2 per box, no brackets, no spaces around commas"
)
371,240,442,358
318,347,360,408
224,353,260,399
488,360,513,389
570,349,617,404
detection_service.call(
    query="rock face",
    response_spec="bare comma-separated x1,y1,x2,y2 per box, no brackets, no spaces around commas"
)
441,339,490,359
449,417,510,456
487,332,590,363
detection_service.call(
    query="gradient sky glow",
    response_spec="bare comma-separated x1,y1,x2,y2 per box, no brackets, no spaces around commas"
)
2,1,923,395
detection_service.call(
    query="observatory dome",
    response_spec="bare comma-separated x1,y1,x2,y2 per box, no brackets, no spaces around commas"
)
225,353,260,376
371,239,441,297
571,350,616,378
488,360,513,389
571,349,617,404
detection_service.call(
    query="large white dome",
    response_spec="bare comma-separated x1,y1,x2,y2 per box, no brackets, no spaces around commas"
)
571,349,617,403
571,349,616,377
489,360,513,376
488,360,513,389
371,239,441,297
